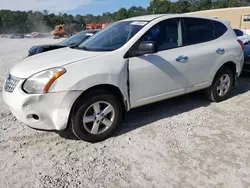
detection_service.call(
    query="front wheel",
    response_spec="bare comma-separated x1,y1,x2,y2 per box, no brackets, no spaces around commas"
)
71,90,123,143
205,67,234,102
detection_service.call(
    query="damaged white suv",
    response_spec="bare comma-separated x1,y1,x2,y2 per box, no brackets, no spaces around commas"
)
3,15,244,142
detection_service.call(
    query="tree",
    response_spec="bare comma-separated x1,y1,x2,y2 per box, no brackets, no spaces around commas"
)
148,0,172,14
43,9,49,15
0,0,250,34
128,6,147,18
171,1,191,13
99,12,114,23
114,8,128,20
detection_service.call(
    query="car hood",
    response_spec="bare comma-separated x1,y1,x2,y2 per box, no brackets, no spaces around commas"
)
29,44,64,51
28,44,66,56
11,47,106,78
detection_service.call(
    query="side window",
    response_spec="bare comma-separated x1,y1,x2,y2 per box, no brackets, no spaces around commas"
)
183,18,216,45
140,18,183,51
233,29,243,37
213,21,228,38
243,14,250,22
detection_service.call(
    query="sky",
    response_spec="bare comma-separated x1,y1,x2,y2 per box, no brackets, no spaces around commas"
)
0,0,152,15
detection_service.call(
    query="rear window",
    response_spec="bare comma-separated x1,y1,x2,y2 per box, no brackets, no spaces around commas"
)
183,18,216,45
213,21,228,38
233,29,243,37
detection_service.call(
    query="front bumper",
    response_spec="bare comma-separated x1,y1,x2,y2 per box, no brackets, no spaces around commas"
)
2,79,81,131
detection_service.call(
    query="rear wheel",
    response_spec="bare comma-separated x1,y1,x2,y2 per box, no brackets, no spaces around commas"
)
205,67,234,102
71,90,122,143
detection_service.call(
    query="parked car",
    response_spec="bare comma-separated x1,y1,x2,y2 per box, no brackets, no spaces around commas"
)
24,34,32,38
3,15,244,142
32,32,45,38
243,44,250,72
233,28,250,44
9,33,24,39
28,30,99,56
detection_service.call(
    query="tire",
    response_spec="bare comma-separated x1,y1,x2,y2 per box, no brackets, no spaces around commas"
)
205,67,234,102
70,90,123,143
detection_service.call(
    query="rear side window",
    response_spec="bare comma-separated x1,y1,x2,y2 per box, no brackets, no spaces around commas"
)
213,21,228,38
233,29,243,37
183,18,216,45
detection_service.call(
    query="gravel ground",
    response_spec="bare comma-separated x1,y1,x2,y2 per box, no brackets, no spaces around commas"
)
0,38,250,188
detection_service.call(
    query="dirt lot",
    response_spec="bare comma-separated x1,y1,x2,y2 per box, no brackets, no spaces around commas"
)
0,38,250,188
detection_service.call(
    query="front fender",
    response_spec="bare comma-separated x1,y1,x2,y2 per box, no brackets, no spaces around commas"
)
49,59,130,109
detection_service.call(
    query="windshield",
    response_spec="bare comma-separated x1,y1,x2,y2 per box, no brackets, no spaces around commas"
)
60,31,94,46
78,21,147,51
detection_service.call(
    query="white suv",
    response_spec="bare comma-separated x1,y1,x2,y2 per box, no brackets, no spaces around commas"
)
3,15,244,142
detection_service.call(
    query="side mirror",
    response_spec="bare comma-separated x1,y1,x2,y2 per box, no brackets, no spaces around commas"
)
129,41,157,57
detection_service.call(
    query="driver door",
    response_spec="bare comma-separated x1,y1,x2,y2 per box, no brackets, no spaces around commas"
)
128,18,189,108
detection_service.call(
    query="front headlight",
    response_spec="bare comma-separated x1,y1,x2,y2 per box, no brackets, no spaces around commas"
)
23,67,66,94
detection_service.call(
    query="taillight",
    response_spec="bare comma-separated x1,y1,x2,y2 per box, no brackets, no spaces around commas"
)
237,39,244,50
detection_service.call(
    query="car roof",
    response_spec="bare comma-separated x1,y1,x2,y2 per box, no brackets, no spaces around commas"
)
123,14,175,21
123,14,229,25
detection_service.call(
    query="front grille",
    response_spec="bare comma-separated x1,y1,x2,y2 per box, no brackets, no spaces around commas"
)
4,74,19,93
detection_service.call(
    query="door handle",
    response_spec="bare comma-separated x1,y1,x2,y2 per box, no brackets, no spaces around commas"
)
216,48,225,54
176,56,188,62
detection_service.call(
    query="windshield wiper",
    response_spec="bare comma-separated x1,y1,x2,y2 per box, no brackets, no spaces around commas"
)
70,44,80,49
79,46,88,50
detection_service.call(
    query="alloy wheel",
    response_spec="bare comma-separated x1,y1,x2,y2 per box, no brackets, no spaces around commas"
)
216,74,231,97
83,101,115,135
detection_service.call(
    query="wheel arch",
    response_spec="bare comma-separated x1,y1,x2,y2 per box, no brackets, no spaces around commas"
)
67,84,128,129
212,61,237,86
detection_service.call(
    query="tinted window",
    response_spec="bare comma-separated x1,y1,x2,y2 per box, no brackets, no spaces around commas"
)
233,29,243,37
60,31,95,46
183,18,216,45
140,19,183,51
213,21,227,38
79,21,146,51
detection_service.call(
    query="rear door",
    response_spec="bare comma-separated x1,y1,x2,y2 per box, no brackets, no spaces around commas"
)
181,18,226,92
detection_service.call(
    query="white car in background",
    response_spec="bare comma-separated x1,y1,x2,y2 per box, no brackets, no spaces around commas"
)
234,28,250,44
3,14,244,142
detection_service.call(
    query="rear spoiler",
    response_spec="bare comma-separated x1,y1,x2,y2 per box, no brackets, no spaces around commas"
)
220,20,231,26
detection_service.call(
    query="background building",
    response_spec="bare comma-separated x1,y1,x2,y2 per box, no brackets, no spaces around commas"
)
187,6,250,31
